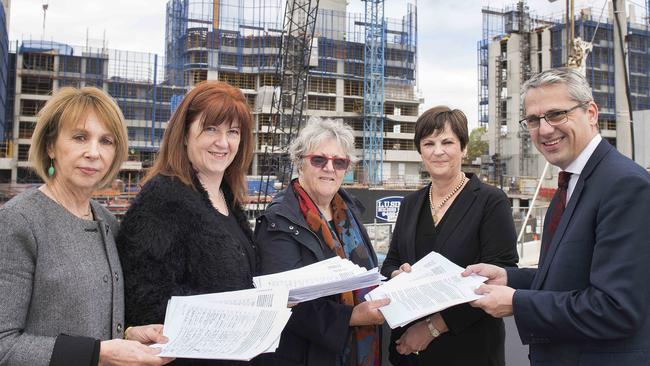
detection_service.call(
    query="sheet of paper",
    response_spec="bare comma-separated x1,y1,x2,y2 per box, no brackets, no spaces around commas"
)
170,287,289,309
253,256,384,304
366,251,487,328
153,288,291,360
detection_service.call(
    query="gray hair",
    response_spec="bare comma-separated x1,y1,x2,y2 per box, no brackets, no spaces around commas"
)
521,67,593,112
290,117,358,171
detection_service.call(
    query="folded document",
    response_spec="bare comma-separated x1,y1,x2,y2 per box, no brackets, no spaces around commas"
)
365,251,488,328
153,287,291,360
253,256,384,304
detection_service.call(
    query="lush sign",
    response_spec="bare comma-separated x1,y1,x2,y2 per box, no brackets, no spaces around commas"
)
375,196,403,222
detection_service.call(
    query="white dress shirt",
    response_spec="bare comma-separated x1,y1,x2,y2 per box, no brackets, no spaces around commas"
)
562,134,602,202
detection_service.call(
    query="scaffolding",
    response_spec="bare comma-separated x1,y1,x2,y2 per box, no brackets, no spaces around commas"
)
478,1,650,179
12,39,186,183
0,4,8,141
5,0,420,186
164,0,417,182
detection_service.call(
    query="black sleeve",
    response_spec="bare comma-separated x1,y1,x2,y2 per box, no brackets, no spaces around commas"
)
380,195,411,278
116,180,192,326
48,334,100,366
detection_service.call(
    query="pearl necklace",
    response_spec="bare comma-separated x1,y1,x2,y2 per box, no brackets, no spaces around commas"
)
429,172,468,225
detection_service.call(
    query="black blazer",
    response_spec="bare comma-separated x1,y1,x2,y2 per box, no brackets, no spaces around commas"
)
381,173,519,366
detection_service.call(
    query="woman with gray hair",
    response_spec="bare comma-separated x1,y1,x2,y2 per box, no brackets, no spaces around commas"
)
254,117,389,366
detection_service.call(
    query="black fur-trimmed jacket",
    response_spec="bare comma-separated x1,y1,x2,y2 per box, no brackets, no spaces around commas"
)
116,174,258,366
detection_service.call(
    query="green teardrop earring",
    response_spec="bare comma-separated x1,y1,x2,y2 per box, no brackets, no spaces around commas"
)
47,159,55,177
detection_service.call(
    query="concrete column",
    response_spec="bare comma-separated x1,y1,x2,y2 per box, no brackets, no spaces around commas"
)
11,53,22,183
335,60,344,113
613,0,632,157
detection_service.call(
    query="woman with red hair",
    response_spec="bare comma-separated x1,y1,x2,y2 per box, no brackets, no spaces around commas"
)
117,81,257,366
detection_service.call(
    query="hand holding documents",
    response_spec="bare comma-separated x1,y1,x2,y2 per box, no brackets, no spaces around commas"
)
366,251,488,328
153,288,291,360
253,256,385,304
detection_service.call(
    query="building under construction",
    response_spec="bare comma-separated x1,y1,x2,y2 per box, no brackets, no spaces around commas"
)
164,0,421,185
1,0,422,190
478,1,650,188
1,40,185,184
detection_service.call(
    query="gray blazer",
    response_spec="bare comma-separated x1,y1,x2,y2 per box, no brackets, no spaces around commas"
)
0,189,124,366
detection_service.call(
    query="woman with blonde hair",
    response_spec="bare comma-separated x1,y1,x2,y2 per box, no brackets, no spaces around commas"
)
0,87,172,366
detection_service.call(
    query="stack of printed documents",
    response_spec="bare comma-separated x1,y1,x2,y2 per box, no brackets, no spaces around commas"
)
153,287,292,361
253,256,384,304
365,251,488,329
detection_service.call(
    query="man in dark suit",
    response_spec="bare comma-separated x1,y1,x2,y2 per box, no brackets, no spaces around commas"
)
463,67,650,365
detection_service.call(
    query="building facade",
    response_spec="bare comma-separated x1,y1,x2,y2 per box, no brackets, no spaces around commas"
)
3,41,185,183
1,0,422,187
479,2,647,185
165,0,422,185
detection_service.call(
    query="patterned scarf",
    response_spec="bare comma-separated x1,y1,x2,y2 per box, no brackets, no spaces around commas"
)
292,179,380,366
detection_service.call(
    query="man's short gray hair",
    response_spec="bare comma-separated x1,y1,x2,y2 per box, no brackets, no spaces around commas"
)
521,67,594,112
290,117,358,171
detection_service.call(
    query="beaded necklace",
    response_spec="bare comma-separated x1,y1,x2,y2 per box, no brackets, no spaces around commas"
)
429,172,467,225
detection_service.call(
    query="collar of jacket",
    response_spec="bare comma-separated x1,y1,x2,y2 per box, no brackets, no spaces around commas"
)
266,180,365,227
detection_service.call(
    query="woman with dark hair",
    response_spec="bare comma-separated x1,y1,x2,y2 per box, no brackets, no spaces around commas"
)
380,106,519,366
117,81,257,366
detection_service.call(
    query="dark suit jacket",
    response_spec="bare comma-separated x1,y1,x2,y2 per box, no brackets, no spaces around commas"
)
381,173,519,366
254,185,379,366
508,139,650,365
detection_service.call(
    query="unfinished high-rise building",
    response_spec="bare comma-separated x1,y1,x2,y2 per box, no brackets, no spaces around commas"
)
0,0,421,189
478,1,649,185
164,0,422,184
3,40,185,184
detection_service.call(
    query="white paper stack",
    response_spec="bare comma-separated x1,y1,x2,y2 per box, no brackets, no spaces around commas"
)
153,287,292,361
365,251,488,329
253,256,384,304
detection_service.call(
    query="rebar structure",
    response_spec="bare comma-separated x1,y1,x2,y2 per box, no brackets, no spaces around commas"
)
362,0,385,186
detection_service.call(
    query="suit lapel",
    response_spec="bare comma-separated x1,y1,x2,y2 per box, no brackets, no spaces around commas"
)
532,140,613,289
435,176,478,255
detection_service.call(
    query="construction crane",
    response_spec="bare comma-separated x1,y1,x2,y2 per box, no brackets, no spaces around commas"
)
254,0,320,209
42,1,50,39
362,0,385,186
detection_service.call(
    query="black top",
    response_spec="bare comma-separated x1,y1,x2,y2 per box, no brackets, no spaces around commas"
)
218,210,255,274
414,194,458,260
381,173,519,366
117,174,259,366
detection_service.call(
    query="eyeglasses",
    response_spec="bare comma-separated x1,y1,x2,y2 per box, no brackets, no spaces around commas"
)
519,103,587,130
301,154,351,171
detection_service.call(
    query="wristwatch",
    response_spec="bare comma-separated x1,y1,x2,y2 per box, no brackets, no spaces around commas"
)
425,316,441,338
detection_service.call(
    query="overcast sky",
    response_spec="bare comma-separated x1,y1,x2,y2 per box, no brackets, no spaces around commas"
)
8,0,642,129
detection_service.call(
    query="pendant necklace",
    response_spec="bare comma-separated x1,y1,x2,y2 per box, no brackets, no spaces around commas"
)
44,185,93,220
429,172,467,225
